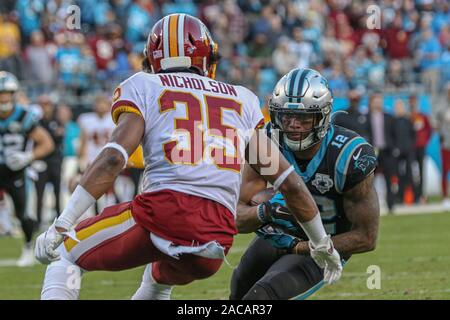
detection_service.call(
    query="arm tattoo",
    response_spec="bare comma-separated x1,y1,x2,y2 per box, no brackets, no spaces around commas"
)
293,174,380,257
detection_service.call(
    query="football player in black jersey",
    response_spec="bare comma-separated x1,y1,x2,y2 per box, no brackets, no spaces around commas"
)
0,71,54,266
230,68,380,300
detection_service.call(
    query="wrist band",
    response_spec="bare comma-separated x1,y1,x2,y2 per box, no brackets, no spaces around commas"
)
256,203,268,223
273,165,295,190
300,213,327,247
102,142,129,168
55,185,96,230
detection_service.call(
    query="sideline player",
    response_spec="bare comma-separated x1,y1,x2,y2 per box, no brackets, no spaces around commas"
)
77,94,117,213
0,71,54,266
230,68,380,300
35,15,342,299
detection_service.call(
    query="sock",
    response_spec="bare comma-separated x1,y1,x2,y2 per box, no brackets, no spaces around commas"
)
41,246,83,300
131,263,173,300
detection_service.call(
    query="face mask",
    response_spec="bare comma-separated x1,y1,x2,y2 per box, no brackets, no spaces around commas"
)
0,102,13,113
283,132,316,151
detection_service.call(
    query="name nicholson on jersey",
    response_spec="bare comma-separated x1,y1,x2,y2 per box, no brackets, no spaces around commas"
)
159,74,237,96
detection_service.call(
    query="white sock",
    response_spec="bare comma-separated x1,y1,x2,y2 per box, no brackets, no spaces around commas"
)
41,246,83,300
131,263,173,300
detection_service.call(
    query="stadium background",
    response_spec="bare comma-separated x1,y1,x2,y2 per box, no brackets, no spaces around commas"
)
0,0,449,299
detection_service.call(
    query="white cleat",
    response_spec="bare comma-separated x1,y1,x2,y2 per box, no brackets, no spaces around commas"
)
443,198,450,212
16,246,36,267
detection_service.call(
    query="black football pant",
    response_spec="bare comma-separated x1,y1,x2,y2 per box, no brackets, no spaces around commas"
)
0,172,34,244
35,159,62,227
230,237,327,300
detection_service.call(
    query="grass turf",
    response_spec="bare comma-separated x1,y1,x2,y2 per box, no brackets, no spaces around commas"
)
0,212,449,299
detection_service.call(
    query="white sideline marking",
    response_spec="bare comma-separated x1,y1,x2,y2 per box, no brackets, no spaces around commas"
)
0,259,18,267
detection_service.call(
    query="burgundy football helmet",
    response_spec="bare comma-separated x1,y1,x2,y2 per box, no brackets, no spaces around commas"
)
144,14,219,79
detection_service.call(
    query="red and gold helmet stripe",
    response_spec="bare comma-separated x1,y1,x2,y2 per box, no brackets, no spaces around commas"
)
168,14,179,57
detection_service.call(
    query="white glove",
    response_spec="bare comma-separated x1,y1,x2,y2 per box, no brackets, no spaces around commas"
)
5,151,34,171
309,235,343,284
35,219,79,265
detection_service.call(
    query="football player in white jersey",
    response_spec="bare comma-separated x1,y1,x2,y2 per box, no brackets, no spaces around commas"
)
77,94,117,213
78,94,115,168
35,14,342,300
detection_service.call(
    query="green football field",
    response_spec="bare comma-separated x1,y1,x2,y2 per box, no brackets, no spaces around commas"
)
0,212,449,300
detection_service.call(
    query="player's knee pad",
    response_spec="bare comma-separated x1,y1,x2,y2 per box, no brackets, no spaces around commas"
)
242,282,279,300
229,265,250,300
243,270,302,300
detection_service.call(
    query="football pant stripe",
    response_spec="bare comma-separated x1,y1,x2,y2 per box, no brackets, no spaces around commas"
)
64,209,134,253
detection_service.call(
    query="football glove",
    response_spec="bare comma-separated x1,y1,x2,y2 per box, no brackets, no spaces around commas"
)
309,235,343,285
258,193,300,233
35,219,79,265
5,151,34,171
255,225,300,253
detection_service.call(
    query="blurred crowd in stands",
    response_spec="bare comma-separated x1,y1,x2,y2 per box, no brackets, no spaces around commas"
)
0,0,449,210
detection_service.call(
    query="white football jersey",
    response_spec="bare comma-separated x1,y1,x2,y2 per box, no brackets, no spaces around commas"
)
111,71,264,215
78,112,115,164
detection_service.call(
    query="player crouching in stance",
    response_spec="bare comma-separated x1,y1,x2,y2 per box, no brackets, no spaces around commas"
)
35,15,342,300
0,71,54,266
230,68,380,300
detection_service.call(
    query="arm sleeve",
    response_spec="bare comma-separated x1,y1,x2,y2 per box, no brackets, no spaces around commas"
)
342,143,378,192
22,110,40,135
110,78,145,125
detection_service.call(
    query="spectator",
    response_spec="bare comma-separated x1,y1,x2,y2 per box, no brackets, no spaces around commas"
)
0,14,21,60
15,0,44,42
327,63,349,95
272,36,297,77
409,95,432,203
24,30,54,92
54,33,83,90
34,94,65,229
367,93,397,212
125,0,156,46
347,46,371,91
441,41,450,87
393,99,416,204
367,50,386,91
333,89,370,141
247,33,272,68
417,28,442,98
0,40,25,80
386,59,406,88
383,13,411,59
435,85,450,210
289,26,315,69
56,103,80,204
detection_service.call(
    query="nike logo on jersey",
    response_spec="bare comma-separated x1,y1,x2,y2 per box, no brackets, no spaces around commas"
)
353,148,362,161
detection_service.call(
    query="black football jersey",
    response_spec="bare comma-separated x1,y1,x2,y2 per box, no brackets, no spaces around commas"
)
0,105,39,175
266,123,377,237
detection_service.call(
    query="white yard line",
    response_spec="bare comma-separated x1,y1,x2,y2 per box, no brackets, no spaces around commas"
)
0,259,18,267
